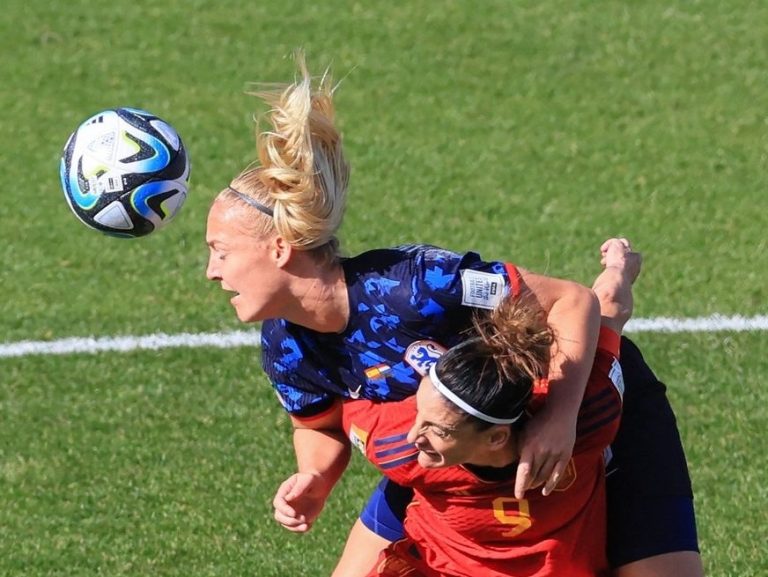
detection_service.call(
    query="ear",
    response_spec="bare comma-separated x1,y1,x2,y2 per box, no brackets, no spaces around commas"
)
486,425,512,451
271,235,294,269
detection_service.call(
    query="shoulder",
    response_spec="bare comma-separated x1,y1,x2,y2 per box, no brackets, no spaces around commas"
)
347,244,507,290
402,244,516,310
344,244,461,279
261,319,335,378
343,398,421,481
261,318,304,362
260,319,342,400
342,244,468,312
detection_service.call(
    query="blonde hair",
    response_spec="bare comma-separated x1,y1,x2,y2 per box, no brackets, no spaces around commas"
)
217,52,349,264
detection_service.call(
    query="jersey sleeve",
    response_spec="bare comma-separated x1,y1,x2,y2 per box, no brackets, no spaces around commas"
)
574,328,624,454
261,319,337,418
342,398,421,486
407,245,521,318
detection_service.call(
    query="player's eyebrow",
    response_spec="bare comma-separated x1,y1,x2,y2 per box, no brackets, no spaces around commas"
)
425,420,458,435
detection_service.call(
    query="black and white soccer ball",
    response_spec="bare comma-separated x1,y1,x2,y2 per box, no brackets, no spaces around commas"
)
59,107,190,238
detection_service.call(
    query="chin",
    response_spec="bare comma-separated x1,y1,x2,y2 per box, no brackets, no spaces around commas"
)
233,301,267,324
232,304,250,322
239,312,266,324
417,452,443,469
230,309,256,324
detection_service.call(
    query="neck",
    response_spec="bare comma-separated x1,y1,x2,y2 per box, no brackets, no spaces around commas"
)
467,435,520,468
284,258,349,333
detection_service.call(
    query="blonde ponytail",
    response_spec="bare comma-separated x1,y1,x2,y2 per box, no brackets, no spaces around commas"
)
219,51,349,263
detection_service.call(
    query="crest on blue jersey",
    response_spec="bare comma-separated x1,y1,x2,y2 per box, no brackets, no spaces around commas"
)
404,340,446,376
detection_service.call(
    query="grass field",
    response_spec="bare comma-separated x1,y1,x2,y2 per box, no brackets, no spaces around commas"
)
1,1,766,575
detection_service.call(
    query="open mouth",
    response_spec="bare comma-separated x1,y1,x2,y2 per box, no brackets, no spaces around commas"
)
221,284,240,306
417,449,442,467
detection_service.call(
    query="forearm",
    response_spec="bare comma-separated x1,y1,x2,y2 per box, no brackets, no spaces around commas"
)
293,426,351,496
544,284,601,420
592,238,642,335
592,267,632,334
272,404,351,533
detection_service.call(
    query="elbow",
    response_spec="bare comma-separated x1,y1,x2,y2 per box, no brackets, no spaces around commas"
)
573,283,601,329
572,281,601,319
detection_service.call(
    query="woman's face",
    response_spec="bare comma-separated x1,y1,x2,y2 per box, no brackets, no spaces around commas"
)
406,375,486,469
205,199,286,323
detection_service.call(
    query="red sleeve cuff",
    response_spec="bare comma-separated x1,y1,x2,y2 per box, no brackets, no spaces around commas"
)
504,262,521,299
290,400,340,424
597,326,621,357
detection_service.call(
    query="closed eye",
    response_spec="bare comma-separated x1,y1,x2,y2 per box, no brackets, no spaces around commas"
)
430,425,452,439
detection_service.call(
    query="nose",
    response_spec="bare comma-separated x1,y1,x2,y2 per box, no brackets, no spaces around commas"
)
205,254,220,281
406,421,421,446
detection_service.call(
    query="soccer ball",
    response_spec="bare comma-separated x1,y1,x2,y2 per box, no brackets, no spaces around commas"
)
59,107,190,238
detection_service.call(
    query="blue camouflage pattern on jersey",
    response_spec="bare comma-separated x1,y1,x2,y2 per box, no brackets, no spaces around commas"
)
261,244,513,418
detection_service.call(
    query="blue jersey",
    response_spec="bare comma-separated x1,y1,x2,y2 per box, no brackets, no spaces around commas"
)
261,244,519,418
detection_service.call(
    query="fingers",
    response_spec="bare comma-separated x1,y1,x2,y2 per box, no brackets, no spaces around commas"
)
284,472,316,500
528,454,559,494
514,449,559,498
515,450,567,499
514,457,532,500
272,474,313,532
600,238,632,265
600,238,642,283
274,502,310,531
600,237,631,253
273,477,302,528
273,475,296,508
542,459,568,496
274,508,309,532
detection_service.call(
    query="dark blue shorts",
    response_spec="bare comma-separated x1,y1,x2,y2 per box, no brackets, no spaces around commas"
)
359,336,700,567
360,477,412,542
605,336,699,566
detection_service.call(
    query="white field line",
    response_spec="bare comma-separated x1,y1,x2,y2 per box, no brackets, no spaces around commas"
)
0,330,263,359
0,315,766,359
627,314,768,333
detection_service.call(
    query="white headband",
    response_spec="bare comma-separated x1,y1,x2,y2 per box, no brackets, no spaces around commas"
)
428,363,522,425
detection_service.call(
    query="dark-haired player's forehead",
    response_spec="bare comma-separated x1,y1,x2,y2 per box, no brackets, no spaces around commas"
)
415,376,465,433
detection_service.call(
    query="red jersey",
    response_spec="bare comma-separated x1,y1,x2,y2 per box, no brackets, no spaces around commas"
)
342,328,624,577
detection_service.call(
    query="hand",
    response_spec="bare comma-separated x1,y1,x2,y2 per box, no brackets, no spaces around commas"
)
514,405,576,499
594,238,642,332
272,472,329,532
599,237,641,284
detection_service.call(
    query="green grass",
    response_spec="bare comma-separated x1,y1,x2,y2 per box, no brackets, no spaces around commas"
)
0,349,376,576
635,332,768,577
0,0,766,575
